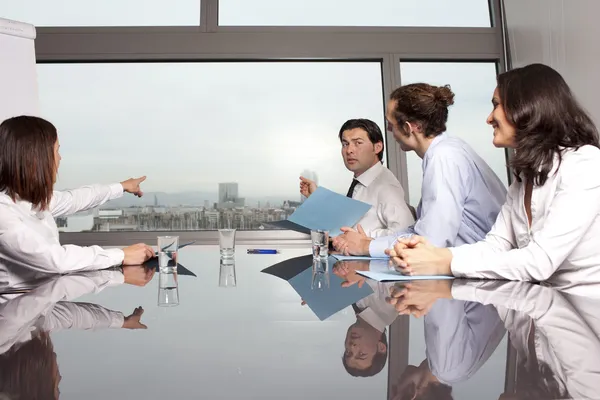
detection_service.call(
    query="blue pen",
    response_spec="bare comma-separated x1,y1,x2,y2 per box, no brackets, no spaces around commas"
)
247,249,278,254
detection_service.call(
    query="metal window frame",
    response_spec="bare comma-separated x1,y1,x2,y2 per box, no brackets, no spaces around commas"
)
27,0,506,246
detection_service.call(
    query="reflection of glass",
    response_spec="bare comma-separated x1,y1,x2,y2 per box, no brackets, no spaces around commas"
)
399,62,507,206
311,258,330,291
218,229,236,258
311,230,329,260
219,258,237,288
158,271,179,307
157,236,178,273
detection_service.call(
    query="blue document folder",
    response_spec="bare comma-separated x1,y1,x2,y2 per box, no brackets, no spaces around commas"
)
288,256,373,321
287,187,372,236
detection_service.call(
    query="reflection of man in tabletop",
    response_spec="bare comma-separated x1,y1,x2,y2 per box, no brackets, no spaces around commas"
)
334,260,399,377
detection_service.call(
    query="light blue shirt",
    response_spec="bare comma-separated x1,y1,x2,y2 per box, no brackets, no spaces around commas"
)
369,133,507,256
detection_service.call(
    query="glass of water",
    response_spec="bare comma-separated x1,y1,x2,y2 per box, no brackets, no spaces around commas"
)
311,258,330,291
157,236,179,273
158,271,179,307
219,258,237,288
218,229,236,258
311,229,329,260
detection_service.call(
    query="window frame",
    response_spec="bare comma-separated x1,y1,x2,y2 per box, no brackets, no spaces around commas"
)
26,0,508,246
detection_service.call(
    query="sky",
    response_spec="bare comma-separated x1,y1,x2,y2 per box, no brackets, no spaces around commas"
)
0,0,508,205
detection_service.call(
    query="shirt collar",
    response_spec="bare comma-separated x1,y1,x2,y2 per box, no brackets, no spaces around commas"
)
355,161,383,188
423,132,448,159
357,307,388,333
0,192,43,217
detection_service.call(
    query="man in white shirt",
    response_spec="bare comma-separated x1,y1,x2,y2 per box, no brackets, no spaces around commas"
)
300,119,414,238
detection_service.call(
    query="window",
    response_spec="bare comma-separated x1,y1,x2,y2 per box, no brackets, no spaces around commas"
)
0,0,201,26
398,62,508,206
38,62,385,232
219,0,491,27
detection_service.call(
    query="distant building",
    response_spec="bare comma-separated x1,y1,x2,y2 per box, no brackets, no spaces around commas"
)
218,182,245,209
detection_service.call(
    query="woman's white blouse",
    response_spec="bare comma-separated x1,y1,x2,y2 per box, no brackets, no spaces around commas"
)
450,145,600,286
0,183,125,276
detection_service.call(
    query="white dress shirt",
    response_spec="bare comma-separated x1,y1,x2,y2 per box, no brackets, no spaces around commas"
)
0,183,125,277
355,280,399,332
349,162,414,238
450,145,600,285
452,280,600,399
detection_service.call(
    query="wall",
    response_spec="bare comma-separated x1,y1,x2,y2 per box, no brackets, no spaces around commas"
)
504,0,600,124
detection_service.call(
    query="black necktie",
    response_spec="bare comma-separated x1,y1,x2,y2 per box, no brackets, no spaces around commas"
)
346,178,359,198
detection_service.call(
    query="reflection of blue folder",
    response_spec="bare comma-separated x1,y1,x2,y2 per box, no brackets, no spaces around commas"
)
287,257,373,321
143,258,197,277
261,254,313,280
271,187,372,237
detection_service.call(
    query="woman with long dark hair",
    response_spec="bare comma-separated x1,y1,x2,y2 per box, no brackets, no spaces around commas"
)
0,116,154,274
389,63,600,284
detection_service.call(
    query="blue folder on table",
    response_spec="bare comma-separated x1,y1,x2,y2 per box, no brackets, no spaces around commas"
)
271,187,372,237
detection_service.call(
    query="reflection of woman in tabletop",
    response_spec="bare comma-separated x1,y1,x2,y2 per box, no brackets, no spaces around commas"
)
389,64,600,285
0,270,151,399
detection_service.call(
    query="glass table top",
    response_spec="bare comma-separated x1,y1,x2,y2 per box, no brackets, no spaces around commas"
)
1,245,598,399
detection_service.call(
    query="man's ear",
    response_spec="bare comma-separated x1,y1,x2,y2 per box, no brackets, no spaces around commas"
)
374,141,383,155
377,342,387,354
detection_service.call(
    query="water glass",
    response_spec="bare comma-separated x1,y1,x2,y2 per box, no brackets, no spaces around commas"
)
311,229,329,260
311,258,330,291
218,229,236,258
157,235,178,273
219,258,237,288
158,271,179,307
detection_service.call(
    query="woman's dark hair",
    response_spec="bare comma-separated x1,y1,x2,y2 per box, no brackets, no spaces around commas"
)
0,116,58,210
389,83,455,138
0,332,57,400
338,118,385,161
498,63,600,185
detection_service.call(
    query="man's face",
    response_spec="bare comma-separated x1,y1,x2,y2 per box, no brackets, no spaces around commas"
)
341,128,382,177
343,322,386,370
386,100,415,152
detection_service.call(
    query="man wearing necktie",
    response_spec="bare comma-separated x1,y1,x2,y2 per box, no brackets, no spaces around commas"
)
300,119,414,238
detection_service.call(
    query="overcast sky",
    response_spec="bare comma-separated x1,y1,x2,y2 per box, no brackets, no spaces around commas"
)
0,0,507,204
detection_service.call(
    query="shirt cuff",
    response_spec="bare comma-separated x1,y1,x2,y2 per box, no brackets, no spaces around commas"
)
105,248,125,267
369,237,394,257
449,279,479,301
449,246,471,278
109,183,125,200
110,312,125,329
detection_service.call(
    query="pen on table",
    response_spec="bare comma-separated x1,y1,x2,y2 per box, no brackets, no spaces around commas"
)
247,249,279,254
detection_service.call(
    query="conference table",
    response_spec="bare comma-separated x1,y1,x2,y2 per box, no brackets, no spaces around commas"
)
2,245,598,399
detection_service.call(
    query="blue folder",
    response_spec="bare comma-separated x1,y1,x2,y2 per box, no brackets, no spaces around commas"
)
286,187,372,236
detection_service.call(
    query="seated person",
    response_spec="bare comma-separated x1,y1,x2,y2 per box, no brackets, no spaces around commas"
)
299,119,414,238
332,84,506,255
0,116,155,276
390,64,600,286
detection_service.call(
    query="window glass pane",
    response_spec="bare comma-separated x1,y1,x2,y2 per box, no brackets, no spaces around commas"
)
37,62,385,232
399,62,507,206
219,0,491,27
0,0,200,27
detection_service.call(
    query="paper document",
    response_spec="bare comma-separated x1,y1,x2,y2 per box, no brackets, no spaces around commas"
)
357,270,454,282
332,255,388,261
287,187,372,236
289,261,373,321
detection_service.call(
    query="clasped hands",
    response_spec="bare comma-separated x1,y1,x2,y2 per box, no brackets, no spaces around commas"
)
332,226,453,277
